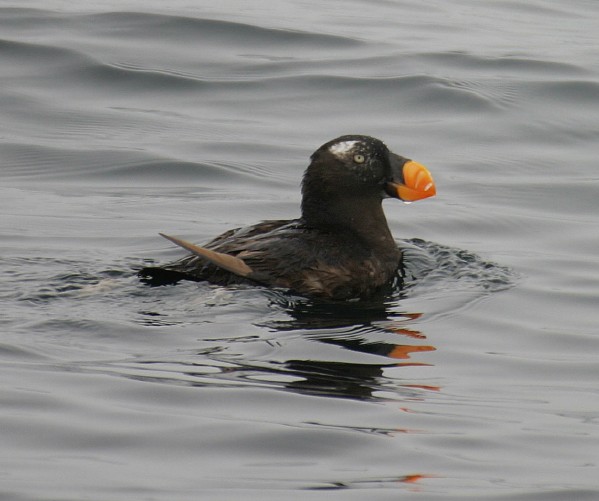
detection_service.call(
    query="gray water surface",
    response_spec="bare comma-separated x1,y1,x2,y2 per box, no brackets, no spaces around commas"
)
1,1,598,500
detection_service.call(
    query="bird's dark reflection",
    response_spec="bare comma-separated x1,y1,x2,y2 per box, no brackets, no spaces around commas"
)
133,268,436,401
244,280,436,401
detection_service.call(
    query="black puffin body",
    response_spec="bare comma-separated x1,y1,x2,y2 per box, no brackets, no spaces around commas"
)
139,135,436,300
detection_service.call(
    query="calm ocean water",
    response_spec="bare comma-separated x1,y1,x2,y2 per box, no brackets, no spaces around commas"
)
1,1,598,500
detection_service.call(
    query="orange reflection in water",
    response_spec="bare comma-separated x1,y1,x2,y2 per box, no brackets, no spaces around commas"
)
402,473,432,484
401,384,441,392
384,315,436,365
398,473,438,492
388,344,436,360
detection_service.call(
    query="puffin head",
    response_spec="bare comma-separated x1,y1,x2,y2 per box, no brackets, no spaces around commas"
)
302,135,436,211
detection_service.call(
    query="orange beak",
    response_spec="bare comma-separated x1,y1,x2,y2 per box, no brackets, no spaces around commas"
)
386,160,436,202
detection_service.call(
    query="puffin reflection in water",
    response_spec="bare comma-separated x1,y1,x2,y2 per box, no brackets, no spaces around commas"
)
139,135,436,300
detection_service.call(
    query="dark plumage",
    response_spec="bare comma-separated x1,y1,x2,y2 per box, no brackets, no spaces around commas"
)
139,135,436,300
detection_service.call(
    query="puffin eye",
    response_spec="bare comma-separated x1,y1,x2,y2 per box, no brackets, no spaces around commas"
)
353,153,366,164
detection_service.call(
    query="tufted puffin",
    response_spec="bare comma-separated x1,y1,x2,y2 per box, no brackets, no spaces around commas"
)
139,135,436,300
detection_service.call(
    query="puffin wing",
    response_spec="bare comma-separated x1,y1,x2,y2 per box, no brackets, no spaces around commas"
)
159,233,254,278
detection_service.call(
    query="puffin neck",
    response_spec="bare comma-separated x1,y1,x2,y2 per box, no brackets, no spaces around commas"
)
301,192,396,251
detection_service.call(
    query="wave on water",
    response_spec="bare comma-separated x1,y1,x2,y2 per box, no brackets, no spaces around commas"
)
400,238,516,296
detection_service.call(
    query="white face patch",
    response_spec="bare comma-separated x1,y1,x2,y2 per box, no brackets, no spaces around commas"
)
329,140,358,157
